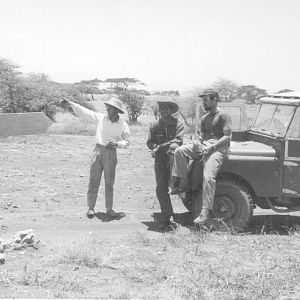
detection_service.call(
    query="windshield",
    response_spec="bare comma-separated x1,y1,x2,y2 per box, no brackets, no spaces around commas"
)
252,103,295,137
287,107,300,138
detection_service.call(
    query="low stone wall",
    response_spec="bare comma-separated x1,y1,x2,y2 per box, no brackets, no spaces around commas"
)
0,112,52,137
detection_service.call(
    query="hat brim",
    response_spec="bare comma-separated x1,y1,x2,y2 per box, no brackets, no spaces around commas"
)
198,90,218,98
157,101,179,114
104,102,125,114
198,93,212,97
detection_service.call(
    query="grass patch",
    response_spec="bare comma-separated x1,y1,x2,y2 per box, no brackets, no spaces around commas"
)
2,228,300,299
48,112,96,135
127,227,300,299
60,237,111,268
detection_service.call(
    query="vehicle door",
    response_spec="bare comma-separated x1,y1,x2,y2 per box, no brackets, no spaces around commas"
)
283,106,300,196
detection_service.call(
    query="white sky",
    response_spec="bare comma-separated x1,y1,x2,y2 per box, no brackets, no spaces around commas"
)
1,0,299,92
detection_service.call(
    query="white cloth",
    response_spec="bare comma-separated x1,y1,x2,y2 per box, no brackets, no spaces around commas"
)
70,102,130,148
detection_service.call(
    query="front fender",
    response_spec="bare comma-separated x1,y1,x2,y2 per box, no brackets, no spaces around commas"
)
220,156,280,197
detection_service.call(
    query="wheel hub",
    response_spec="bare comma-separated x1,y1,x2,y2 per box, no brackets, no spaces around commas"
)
214,196,236,221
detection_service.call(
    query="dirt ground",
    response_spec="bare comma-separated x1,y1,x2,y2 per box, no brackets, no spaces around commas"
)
1,101,300,299
0,114,193,298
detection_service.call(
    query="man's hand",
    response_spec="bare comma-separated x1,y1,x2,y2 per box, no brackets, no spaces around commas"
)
106,140,118,148
61,97,72,109
202,144,215,157
151,146,160,158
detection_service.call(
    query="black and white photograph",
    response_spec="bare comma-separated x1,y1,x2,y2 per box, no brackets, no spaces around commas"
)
0,0,300,298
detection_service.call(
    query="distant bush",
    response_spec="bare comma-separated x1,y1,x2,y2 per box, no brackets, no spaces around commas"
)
119,90,145,123
0,58,94,121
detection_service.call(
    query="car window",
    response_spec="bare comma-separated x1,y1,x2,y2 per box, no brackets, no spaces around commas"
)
269,105,295,136
253,104,276,130
253,103,295,137
287,107,300,138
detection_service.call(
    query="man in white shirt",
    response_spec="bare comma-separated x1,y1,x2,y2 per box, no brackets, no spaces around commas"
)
61,97,131,219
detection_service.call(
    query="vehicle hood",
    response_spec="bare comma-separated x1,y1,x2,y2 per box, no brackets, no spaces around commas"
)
229,141,276,157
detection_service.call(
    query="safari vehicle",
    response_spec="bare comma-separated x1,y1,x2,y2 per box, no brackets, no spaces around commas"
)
183,92,300,230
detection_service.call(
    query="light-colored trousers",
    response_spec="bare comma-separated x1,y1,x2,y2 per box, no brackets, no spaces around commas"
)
172,143,226,210
87,144,117,211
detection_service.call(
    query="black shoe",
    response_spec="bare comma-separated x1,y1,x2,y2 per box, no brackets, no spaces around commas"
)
87,208,95,219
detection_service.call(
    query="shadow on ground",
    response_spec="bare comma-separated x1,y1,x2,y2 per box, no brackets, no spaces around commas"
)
142,211,193,232
94,211,126,222
142,212,300,235
248,214,300,235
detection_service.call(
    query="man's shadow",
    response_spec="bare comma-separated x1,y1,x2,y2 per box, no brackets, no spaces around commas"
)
142,212,300,234
94,211,126,222
142,211,193,232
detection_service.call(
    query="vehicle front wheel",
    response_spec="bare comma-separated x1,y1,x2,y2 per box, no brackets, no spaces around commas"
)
212,179,253,231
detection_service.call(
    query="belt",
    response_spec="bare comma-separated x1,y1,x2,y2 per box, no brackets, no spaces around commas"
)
95,144,116,151
95,144,106,148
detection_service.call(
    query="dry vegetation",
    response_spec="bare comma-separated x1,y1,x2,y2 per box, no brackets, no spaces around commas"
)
1,96,300,299
1,227,300,299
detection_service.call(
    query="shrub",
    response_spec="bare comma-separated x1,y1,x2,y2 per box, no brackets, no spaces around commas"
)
119,90,145,123
0,58,94,121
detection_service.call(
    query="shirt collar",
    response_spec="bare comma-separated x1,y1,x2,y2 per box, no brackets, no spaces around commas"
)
209,107,220,116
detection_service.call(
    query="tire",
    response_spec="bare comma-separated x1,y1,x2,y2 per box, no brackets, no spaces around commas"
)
212,179,253,231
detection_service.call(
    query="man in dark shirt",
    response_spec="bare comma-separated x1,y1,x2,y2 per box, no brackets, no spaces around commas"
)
147,99,185,230
171,90,232,226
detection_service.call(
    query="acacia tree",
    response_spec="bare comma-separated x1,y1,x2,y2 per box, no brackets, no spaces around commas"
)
160,90,180,97
74,78,102,100
236,85,267,104
209,78,240,102
105,77,145,93
104,77,146,122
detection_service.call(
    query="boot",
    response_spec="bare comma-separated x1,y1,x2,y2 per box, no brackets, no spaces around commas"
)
193,208,210,226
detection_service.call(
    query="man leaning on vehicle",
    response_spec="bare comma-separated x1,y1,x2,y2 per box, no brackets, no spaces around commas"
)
171,89,232,226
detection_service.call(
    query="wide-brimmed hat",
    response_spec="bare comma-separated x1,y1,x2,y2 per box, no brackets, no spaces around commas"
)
104,97,125,114
157,100,179,114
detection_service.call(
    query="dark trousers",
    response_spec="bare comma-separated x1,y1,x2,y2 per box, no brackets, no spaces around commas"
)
154,154,173,220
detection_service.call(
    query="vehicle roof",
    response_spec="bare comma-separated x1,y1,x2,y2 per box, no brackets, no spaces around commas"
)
261,92,300,105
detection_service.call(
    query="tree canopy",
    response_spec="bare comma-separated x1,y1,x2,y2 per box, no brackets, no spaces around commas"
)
74,78,102,100
105,77,145,93
236,85,268,104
